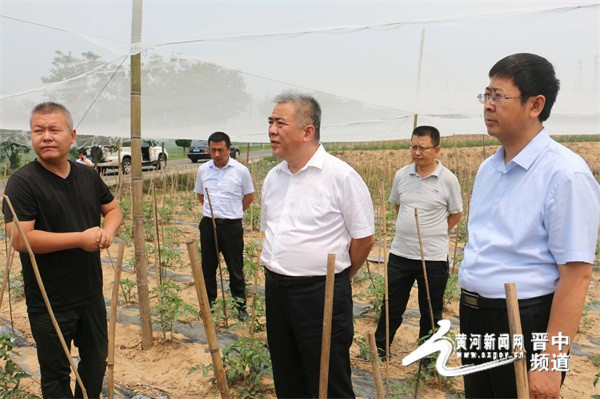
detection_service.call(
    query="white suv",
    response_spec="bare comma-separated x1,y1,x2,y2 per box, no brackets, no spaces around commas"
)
90,139,167,174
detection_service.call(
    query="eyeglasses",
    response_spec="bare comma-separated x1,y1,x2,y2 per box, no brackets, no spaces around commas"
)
410,145,436,152
477,93,526,106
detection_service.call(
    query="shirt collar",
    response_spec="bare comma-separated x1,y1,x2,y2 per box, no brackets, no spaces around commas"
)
492,128,550,172
276,144,325,175
208,156,233,170
408,160,443,177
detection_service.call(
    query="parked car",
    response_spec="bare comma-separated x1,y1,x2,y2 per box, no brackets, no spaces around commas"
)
90,139,168,174
187,140,240,163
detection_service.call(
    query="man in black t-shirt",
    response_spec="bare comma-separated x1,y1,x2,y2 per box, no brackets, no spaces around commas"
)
2,102,122,398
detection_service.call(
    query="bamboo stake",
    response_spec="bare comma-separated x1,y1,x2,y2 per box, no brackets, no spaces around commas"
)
450,223,460,274
505,283,530,399
368,332,385,399
3,195,88,398
0,225,15,312
414,208,440,394
318,253,336,399
186,239,230,399
249,232,263,339
151,183,163,285
381,185,390,396
130,0,153,349
205,188,228,326
414,208,436,331
107,241,125,399
117,138,123,202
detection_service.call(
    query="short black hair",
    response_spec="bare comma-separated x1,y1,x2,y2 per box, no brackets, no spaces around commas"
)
489,53,560,122
274,91,322,142
208,131,231,148
78,148,87,156
30,102,74,130
412,125,440,147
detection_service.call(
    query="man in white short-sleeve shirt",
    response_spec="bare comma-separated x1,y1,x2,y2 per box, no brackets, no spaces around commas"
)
374,125,462,359
261,91,375,398
194,131,254,320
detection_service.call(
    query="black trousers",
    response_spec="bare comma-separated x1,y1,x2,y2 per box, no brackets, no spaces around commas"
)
28,295,108,399
375,253,449,350
265,268,355,398
199,217,246,309
460,291,554,398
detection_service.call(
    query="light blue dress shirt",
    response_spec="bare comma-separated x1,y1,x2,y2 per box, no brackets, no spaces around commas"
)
459,129,600,299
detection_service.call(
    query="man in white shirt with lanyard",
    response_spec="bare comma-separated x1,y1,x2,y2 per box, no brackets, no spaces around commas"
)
458,53,600,398
194,131,254,320
261,91,375,398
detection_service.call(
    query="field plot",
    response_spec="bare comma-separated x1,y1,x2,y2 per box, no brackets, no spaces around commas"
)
1,140,599,398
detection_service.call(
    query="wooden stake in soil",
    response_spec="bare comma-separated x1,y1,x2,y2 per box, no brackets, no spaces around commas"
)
130,0,153,350
318,253,336,399
107,241,125,399
450,222,460,274
205,187,228,326
368,332,385,399
3,195,88,399
380,185,390,395
0,226,15,312
505,283,530,399
249,231,263,340
414,208,440,395
186,239,230,399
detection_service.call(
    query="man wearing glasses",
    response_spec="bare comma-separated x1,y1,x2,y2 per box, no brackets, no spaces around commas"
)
459,53,599,398
375,125,462,359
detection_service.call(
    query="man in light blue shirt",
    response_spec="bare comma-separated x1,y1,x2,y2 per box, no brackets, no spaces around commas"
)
458,53,600,398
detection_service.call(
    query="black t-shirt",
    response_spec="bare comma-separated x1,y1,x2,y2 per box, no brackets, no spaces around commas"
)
2,160,114,313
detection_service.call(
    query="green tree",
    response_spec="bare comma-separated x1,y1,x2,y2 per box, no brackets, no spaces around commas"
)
175,139,192,156
41,50,129,131
0,142,31,173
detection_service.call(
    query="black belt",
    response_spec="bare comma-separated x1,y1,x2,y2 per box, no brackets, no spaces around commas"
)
203,217,241,225
461,289,554,310
265,267,348,288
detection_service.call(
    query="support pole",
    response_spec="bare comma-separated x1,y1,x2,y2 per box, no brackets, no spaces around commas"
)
368,332,385,399
505,283,530,399
205,187,228,326
318,253,336,399
186,239,230,399
130,0,153,349
107,241,125,399
414,208,439,395
380,185,390,395
0,226,15,312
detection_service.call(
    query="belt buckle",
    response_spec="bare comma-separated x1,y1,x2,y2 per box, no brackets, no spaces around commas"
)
462,291,479,309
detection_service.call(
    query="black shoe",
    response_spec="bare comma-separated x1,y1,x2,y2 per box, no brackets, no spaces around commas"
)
238,309,249,321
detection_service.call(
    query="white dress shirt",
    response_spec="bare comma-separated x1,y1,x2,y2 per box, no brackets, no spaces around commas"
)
194,157,254,219
261,145,375,276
